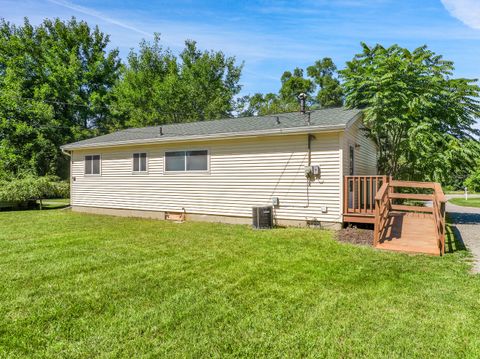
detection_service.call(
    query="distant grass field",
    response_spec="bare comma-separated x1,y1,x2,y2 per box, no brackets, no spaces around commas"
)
0,210,479,357
445,191,479,195
449,197,480,208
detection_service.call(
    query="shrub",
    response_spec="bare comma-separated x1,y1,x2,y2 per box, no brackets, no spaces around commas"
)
464,168,480,193
0,176,70,207
51,181,70,199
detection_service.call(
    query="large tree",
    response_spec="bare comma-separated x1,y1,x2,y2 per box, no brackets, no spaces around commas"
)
340,43,480,182
238,68,314,117
307,57,343,108
108,35,243,129
278,67,315,103
0,17,121,178
239,58,343,116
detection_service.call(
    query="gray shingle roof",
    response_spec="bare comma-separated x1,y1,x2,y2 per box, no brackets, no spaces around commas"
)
62,107,361,150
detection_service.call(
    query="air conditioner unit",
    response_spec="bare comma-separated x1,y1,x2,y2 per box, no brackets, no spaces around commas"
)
252,206,273,229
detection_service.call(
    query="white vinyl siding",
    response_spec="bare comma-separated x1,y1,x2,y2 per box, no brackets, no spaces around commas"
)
342,117,377,176
71,133,344,223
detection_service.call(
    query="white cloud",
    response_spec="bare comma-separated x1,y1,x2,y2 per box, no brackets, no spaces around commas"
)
47,0,152,37
441,0,480,30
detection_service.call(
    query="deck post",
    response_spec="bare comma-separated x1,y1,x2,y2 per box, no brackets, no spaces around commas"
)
440,200,446,255
374,199,380,246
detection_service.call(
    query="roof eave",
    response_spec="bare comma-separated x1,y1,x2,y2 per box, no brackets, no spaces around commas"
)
61,124,348,151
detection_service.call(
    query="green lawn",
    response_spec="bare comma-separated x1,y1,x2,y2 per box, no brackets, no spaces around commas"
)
0,210,479,357
449,197,480,208
38,198,70,209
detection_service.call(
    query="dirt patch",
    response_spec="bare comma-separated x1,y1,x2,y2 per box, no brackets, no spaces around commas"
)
336,227,374,246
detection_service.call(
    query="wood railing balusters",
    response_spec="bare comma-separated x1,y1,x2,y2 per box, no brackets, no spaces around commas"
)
368,177,377,211
357,178,360,213
344,175,389,216
363,178,367,212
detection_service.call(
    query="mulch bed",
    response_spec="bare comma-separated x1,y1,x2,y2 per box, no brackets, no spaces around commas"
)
336,227,374,246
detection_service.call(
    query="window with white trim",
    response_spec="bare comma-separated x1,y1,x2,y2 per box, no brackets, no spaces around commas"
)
133,153,147,172
165,150,208,172
85,155,101,175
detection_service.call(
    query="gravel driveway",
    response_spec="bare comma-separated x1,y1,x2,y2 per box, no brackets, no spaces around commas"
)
446,195,480,273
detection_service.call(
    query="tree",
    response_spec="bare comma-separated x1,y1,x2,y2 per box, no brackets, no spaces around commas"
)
0,17,121,178
307,57,343,107
340,43,480,182
0,175,69,209
237,68,313,116
237,92,300,117
108,35,243,129
239,60,342,116
279,68,315,102
465,161,480,192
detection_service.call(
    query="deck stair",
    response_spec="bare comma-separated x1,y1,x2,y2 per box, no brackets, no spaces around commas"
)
373,180,447,256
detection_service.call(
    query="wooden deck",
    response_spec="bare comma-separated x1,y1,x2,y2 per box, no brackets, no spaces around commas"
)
375,212,440,256
343,175,390,224
373,180,446,256
343,176,447,256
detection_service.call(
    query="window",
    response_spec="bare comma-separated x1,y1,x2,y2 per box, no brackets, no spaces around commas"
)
349,145,355,176
186,150,208,171
85,155,101,175
165,150,208,172
165,151,185,171
133,153,147,172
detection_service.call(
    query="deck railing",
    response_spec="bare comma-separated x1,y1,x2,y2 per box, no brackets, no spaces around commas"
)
343,175,389,216
432,183,447,255
373,182,390,246
373,180,447,254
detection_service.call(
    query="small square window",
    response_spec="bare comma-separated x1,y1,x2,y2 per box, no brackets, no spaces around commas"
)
85,155,100,175
133,153,147,172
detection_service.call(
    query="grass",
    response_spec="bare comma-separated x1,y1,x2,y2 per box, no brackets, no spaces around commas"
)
37,198,70,209
449,197,480,208
0,210,479,357
445,190,479,195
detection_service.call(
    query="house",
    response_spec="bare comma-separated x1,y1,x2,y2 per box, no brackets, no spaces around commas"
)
61,107,377,229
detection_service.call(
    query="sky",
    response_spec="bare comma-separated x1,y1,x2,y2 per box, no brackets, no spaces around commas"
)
1,0,480,99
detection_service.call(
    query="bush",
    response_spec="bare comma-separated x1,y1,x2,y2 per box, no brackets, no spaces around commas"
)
464,168,480,193
0,176,70,204
51,180,70,199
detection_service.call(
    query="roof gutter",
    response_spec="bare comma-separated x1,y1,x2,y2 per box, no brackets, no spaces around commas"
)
61,148,71,157
61,123,348,151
